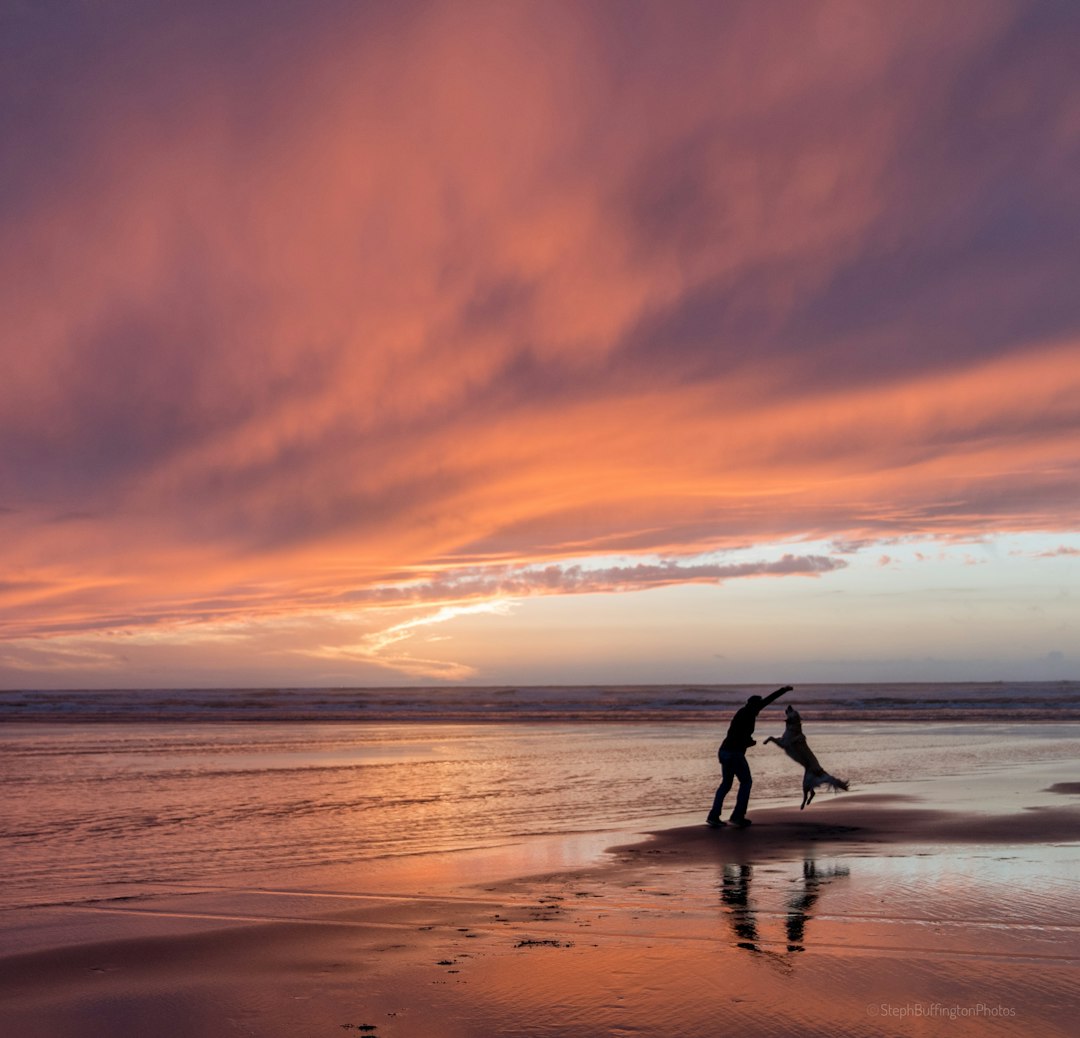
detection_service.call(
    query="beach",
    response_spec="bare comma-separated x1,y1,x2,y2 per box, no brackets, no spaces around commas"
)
2,715,1078,1037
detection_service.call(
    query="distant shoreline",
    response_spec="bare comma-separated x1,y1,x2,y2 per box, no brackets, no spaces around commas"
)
3,715,1080,725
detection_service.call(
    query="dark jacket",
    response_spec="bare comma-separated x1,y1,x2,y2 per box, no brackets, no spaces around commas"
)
720,703,761,753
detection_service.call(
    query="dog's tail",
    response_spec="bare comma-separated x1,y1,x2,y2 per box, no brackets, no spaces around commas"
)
813,773,849,793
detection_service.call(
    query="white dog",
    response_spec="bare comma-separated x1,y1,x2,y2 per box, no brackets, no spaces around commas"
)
765,705,849,809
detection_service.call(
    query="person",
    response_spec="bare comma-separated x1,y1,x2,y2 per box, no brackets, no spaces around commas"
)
706,685,792,828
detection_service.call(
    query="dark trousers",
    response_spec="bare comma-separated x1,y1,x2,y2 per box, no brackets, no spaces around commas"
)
709,749,752,821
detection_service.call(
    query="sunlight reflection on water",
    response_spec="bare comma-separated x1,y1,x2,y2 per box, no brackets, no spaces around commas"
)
1,721,1077,909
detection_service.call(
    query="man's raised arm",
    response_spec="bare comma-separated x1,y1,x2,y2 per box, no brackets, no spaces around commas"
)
761,685,793,708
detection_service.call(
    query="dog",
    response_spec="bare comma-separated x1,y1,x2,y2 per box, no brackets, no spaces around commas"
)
764,705,849,809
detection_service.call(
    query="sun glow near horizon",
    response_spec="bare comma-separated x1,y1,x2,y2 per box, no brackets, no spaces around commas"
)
2,532,1076,688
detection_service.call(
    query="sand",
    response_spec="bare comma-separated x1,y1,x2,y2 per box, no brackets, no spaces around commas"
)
3,769,1079,1037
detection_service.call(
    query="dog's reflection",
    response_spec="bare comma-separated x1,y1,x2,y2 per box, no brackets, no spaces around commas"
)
719,859,848,955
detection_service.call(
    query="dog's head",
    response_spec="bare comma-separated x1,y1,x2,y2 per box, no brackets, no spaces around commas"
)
784,704,803,729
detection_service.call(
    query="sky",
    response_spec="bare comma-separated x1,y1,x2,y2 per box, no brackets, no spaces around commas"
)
1,0,1078,689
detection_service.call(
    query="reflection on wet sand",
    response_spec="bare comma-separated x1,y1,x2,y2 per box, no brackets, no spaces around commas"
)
720,859,849,956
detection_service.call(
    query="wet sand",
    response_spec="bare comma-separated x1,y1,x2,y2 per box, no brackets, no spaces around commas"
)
3,775,1079,1037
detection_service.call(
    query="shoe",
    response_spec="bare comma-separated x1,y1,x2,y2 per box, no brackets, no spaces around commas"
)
730,817,752,828
706,817,726,829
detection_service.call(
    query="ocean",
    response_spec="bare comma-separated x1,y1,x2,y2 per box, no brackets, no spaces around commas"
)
2,683,1079,913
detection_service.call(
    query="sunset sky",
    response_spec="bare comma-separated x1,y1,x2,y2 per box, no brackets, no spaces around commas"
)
2,0,1078,689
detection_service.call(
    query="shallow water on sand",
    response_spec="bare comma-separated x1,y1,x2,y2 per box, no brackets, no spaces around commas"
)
1,721,1078,910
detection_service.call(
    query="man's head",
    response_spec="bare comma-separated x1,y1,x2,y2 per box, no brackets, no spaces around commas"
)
746,695,764,709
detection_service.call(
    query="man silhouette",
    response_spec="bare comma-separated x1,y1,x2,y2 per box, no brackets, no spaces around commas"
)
706,686,792,828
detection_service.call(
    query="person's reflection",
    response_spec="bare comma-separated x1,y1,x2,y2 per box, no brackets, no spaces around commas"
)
720,863,760,950
719,858,849,956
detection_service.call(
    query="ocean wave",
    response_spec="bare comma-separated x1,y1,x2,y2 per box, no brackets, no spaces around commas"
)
2,682,1079,724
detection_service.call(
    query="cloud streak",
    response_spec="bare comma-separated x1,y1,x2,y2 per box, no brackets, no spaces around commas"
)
300,601,514,680
348,555,848,607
